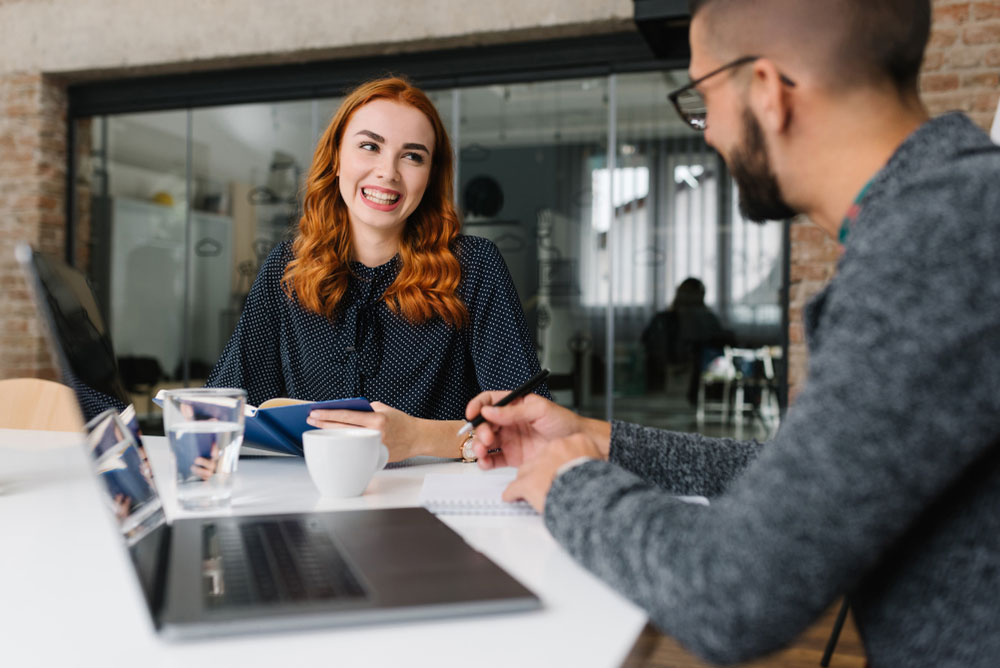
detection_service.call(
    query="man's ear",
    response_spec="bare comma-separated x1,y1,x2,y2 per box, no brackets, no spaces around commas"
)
748,59,793,134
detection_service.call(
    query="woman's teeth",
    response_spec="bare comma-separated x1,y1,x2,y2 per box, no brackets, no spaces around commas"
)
362,188,400,204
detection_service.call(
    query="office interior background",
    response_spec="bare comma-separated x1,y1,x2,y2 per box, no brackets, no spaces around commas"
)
1,0,998,436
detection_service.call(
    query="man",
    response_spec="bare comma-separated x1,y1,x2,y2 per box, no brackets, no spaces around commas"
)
466,1,1000,665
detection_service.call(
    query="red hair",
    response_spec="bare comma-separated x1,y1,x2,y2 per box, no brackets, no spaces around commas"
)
282,76,467,328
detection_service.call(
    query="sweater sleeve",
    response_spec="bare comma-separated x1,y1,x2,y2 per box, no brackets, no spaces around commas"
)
205,244,288,406
609,421,764,497
543,185,1000,663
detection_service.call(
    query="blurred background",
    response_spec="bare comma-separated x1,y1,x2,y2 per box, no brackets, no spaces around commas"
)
2,0,996,438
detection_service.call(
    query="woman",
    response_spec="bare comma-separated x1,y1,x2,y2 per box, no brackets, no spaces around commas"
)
207,76,547,461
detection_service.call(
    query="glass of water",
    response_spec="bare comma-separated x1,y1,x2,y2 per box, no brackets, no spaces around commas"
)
161,388,246,510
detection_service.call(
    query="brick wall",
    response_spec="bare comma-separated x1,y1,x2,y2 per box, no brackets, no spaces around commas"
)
785,0,1000,400
0,73,67,380
786,223,842,402
74,118,93,271
923,0,1000,130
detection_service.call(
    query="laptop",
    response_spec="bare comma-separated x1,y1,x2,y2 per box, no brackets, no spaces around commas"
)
15,243,539,640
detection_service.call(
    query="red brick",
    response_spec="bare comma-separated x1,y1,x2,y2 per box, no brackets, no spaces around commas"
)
963,22,1000,43
923,91,975,111
5,85,40,105
5,73,40,87
972,2,1000,20
922,50,946,71
945,45,987,67
790,280,831,307
0,349,38,365
37,195,60,211
962,71,1000,87
934,2,972,24
921,72,962,91
967,111,995,131
1,319,30,334
791,262,835,283
789,223,827,244
787,346,809,402
986,46,1000,66
0,74,69,379
793,242,841,264
972,90,1000,111
7,290,32,303
930,27,960,48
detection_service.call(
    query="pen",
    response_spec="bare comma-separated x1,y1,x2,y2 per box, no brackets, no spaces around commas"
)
457,368,551,436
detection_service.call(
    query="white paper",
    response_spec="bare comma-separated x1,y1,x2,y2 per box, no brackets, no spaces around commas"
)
991,97,1000,145
418,469,536,515
418,468,710,516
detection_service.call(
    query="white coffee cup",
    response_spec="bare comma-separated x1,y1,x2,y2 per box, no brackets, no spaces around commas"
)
302,428,389,497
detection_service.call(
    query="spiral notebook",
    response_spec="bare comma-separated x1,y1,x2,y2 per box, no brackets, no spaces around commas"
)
418,468,711,516
418,469,537,516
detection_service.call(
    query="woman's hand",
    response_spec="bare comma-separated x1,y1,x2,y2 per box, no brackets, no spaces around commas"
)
191,443,220,481
306,402,462,462
464,391,612,470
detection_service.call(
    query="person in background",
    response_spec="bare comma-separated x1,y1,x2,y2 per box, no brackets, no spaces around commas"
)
641,276,732,403
208,76,547,462
465,1,1000,665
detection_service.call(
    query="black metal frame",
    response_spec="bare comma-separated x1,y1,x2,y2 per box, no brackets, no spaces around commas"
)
64,118,76,266
634,0,692,59
66,32,682,118
780,218,792,413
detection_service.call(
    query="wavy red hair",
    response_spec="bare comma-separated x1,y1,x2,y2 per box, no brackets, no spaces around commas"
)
282,76,467,328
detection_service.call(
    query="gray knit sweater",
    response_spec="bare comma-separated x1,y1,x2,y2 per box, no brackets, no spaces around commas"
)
545,113,1000,667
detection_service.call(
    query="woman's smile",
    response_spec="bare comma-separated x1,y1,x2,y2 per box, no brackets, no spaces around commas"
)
361,185,402,210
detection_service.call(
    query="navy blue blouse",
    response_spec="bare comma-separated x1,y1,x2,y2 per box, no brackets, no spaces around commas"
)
206,235,548,419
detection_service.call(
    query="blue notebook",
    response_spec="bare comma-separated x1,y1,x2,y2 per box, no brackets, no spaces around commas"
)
243,397,372,455
154,392,372,456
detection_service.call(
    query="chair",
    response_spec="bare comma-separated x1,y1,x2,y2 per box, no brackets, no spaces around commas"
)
696,347,738,425
696,346,781,432
821,598,852,667
729,346,780,431
0,378,83,431
118,355,164,417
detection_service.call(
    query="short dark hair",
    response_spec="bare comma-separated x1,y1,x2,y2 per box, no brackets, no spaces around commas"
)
688,0,931,93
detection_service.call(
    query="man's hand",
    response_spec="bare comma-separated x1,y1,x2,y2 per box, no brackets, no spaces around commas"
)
502,433,604,512
464,391,611,470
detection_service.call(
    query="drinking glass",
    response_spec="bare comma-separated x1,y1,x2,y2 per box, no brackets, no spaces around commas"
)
161,388,245,510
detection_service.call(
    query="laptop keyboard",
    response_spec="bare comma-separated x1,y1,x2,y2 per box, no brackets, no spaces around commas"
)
202,518,368,609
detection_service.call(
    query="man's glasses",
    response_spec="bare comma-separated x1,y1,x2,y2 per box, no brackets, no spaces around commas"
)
668,55,797,131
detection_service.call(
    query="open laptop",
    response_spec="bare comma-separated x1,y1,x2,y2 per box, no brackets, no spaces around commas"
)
15,242,539,640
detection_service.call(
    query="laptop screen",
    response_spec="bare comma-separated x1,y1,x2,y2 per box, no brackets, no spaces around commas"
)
16,246,132,421
17,244,167,546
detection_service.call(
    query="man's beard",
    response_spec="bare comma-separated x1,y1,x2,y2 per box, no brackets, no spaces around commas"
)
729,108,798,223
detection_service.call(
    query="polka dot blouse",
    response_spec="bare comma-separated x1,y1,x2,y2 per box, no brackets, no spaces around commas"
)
206,235,549,419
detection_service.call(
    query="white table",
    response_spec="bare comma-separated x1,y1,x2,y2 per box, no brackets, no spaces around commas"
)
0,428,646,668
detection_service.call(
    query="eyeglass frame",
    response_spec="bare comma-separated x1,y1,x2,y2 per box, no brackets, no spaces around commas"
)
667,55,797,131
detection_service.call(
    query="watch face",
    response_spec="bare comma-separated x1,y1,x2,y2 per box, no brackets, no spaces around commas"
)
461,437,477,461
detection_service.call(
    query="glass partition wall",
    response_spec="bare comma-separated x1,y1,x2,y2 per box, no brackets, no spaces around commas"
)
73,71,785,436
